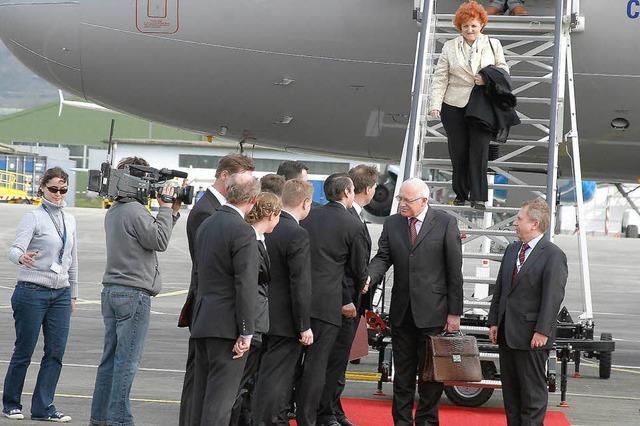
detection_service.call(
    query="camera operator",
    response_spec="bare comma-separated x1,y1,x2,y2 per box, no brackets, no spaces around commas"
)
89,157,182,426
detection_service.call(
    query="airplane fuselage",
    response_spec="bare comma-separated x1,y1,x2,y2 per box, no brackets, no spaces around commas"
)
0,0,638,181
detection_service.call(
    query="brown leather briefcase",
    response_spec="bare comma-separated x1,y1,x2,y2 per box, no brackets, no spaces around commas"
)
422,332,482,382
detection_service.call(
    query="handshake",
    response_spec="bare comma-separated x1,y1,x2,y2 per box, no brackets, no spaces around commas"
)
341,276,372,319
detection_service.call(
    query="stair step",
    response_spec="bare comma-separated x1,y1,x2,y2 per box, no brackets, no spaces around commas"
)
464,299,493,307
520,117,551,125
461,325,491,335
430,53,554,63
421,136,549,147
511,75,552,83
431,204,520,213
517,97,552,104
435,20,555,32
462,253,504,261
463,229,517,237
421,158,548,171
464,277,499,285
434,33,555,41
424,181,546,191
435,13,556,23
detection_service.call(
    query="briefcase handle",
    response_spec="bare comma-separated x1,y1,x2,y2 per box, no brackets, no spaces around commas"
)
438,330,464,338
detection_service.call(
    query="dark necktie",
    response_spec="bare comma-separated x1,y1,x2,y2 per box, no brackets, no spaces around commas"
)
512,243,530,283
518,243,530,268
408,217,418,246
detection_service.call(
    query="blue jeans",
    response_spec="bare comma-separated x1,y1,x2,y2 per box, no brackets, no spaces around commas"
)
2,282,71,418
90,285,151,426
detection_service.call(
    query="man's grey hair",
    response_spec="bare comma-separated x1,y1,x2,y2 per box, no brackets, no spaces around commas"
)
522,198,550,233
401,178,430,199
226,173,260,204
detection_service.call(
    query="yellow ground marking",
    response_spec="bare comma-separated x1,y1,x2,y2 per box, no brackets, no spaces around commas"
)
345,371,382,382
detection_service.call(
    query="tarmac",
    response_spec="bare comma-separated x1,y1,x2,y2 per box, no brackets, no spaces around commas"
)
0,205,638,425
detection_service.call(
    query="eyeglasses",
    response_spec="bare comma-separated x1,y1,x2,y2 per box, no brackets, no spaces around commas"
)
395,196,426,204
46,186,68,194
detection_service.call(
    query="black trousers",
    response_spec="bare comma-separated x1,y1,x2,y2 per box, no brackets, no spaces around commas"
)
252,335,303,425
179,338,195,426
317,316,359,423
190,337,248,426
296,318,341,426
440,102,492,202
498,326,549,426
230,340,263,426
391,312,444,426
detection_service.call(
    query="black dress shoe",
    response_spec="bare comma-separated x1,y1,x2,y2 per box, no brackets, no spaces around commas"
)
452,198,466,206
337,417,358,426
471,201,486,211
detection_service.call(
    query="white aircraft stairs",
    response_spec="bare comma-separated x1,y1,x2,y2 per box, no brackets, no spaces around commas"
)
378,0,613,407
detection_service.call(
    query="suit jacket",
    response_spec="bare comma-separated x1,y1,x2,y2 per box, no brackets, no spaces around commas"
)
342,207,372,309
429,34,508,111
264,211,312,338
179,190,222,327
187,190,222,260
368,208,463,329
254,240,271,340
302,202,369,327
190,206,259,340
488,239,568,350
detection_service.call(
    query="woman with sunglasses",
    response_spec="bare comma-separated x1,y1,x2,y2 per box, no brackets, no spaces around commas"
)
2,167,78,423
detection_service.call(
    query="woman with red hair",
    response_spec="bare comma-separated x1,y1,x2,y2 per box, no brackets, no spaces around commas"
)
429,1,509,210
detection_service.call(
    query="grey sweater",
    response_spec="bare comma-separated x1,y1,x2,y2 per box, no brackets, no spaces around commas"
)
8,198,78,298
102,200,178,296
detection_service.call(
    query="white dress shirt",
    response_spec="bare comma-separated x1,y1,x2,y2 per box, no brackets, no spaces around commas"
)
516,233,544,272
352,201,364,222
207,186,227,206
253,226,266,248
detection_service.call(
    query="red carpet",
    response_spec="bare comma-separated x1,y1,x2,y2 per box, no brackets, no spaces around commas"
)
291,398,571,425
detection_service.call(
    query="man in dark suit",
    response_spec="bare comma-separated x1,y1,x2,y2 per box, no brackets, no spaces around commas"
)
277,160,310,181
252,179,315,425
261,173,286,196
488,198,567,426
186,173,261,426
178,154,254,426
297,174,369,426
317,165,379,426
368,178,463,426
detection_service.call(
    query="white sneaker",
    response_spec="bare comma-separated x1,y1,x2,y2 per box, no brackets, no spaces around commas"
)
2,408,25,420
31,411,72,423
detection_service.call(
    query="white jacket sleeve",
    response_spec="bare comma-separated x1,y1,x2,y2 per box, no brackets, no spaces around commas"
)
429,43,450,112
491,39,509,74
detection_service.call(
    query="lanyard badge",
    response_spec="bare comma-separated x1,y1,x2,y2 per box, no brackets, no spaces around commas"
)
42,205,67,265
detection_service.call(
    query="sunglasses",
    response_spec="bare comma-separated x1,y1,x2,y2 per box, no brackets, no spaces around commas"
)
47,186,68,194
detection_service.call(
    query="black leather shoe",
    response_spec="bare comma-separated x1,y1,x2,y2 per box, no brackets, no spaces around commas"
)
471,201,486,211
452,198,466,206
337,417,358,426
